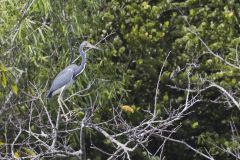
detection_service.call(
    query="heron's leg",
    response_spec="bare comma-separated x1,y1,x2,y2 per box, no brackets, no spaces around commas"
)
61,100,73,118
58,87,69,121
59,90,72,118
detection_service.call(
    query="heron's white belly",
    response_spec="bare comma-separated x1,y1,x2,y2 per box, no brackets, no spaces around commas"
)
52,80,74,97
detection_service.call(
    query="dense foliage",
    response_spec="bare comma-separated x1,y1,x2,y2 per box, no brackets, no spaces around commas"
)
1,0,240,159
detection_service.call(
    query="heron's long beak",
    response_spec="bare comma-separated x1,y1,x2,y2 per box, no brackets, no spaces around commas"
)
87,43,101,50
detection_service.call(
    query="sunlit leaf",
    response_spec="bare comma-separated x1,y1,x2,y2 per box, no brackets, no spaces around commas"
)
11,82,19,95
37,28,45,42
0,140,4,146
23,147,36,156
1,73,7,88
191,122,199,129
120,105,134,113
104,139,111,144
0,64,7,72
14,152,20,158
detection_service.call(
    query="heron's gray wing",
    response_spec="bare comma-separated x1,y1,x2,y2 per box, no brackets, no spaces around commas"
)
55,64,78,79
47,64,78,97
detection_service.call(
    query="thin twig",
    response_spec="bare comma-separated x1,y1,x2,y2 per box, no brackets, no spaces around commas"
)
153,51,171,118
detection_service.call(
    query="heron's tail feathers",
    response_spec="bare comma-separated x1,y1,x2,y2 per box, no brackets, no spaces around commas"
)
46,91,53,98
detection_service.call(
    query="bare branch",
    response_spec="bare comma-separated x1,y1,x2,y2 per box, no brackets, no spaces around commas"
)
153,51,171,118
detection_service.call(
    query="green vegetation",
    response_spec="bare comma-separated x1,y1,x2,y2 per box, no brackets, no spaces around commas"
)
1,0,240,159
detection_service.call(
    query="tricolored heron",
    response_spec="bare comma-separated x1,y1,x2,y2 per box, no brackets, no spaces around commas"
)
47,41,99,98
47,41,99,120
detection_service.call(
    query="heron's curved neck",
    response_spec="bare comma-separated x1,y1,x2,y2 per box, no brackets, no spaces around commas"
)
74,45,87,77
79,45,86,64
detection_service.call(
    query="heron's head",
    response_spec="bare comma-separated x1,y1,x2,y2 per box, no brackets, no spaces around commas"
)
81,41,100,50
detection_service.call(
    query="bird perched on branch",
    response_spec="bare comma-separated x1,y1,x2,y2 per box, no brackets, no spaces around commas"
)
47,41,100,98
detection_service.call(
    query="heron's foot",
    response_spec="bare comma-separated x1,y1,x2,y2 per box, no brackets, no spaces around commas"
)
61,113,70,122
59,98,72,114
61,114,69,122
66,110,74,117
58,97,71,122
61,110,74,122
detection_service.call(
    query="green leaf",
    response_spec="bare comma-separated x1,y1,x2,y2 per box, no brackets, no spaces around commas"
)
37,28,45,42
1,73,7,88
137,59,143,65
191,122,199,129
11,82,19,95
23,147,36,156
0,140,4,146
0,64,7,72
121,105,134,113
14,152,20,158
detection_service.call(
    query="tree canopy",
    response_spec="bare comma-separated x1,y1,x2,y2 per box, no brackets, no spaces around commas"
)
0,0,240,159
